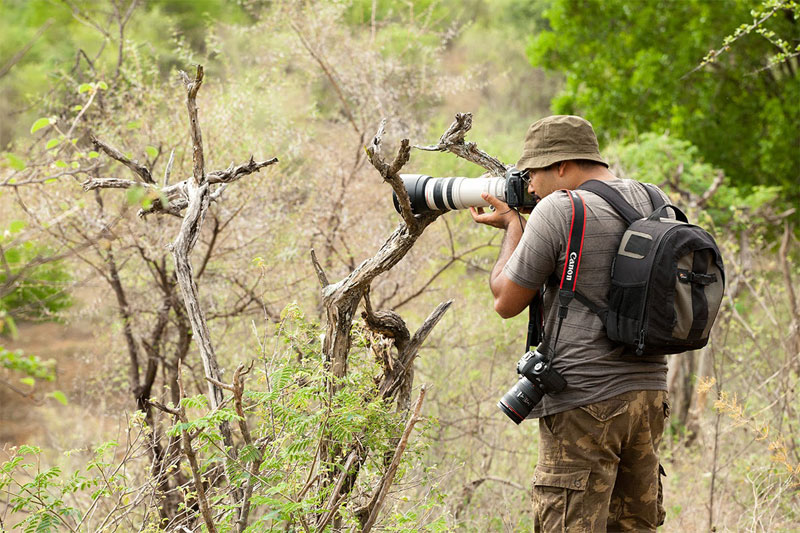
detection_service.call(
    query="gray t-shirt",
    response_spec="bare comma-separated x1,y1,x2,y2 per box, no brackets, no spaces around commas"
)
503,178,668,418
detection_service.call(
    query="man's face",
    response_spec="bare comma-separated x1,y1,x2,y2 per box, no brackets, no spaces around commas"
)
526,165,561,199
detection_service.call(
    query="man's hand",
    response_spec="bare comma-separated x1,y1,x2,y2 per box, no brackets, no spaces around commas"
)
469,193,521,229
470,193,534,317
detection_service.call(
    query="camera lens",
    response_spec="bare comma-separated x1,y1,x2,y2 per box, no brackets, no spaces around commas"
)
392,174,433,214
393,174,506,214
497,377,543,425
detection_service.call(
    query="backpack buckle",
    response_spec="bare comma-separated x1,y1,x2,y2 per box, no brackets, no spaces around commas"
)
558,290,574,319
678,269,717,286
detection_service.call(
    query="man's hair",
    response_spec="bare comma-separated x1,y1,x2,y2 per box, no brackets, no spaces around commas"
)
574,159,606,169
535,159,606,171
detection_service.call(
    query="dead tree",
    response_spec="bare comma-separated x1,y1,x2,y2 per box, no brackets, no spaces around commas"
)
83,65,277,531
307,112,510,529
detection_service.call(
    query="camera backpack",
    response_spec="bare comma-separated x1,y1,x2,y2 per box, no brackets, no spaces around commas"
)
549,180,726,356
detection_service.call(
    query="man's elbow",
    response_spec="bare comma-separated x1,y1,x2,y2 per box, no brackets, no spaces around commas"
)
494,297,522,319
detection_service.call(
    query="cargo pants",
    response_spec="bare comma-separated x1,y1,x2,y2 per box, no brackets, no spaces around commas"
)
532,390,669,532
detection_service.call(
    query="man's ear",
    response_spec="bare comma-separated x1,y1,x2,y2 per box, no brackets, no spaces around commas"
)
557,161,568,177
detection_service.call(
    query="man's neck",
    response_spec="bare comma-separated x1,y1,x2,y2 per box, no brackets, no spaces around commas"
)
574,166,617,188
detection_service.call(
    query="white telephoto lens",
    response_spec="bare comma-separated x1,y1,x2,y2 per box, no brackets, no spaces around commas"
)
411,176,507,211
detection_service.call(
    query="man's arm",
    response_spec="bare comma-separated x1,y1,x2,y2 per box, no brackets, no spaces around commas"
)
470,193,538,318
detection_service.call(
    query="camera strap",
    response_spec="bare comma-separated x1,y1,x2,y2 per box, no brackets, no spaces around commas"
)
526,293,544,351
527,190,587,356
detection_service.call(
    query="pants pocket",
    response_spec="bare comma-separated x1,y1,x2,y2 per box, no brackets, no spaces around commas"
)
578,398,628,423
533,464,591,533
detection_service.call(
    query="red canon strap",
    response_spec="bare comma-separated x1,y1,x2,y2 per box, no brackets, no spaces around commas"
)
559,190,587,293
550,190,587,357
525,190,588,355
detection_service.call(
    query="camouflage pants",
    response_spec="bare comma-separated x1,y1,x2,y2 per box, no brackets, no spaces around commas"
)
532,390,669,532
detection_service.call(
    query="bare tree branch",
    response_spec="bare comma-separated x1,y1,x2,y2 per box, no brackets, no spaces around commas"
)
80,64,278,528
150,365,218,533
82,154,277,217
0,18,55,79
414,112,507,175
316,449,359,531
91,136,154,184
380,300,452,403
163,148,175,186
365,119,416,229
696,170,726,209
289,20,362,135
311,248,330,287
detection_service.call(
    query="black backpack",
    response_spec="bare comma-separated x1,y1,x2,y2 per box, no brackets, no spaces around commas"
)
529,181,726,357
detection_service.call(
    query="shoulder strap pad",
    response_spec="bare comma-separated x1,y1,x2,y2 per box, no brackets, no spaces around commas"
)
642,183,666,211
577,179,643,224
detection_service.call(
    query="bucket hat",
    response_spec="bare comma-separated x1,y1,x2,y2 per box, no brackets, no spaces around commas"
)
516,115,607,170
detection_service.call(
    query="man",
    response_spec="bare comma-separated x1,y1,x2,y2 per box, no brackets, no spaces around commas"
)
470,115,670,532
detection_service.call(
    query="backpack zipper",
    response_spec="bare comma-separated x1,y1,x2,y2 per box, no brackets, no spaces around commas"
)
634,223,686,355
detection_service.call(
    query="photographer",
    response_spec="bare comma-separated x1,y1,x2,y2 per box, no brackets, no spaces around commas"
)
470,115,670,532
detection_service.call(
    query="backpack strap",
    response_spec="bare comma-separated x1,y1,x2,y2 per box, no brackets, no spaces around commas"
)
577,179,645,223
573,291,608,323
642,183,666,211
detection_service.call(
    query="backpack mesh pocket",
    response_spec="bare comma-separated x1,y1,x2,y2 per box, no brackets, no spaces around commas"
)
606,281,647,343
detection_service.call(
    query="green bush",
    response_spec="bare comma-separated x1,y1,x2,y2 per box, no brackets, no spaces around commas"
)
0,222,72,335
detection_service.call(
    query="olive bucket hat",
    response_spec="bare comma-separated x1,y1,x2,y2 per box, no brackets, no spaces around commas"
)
516,115,607,170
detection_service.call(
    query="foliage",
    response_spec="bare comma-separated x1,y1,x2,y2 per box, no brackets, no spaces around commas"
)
527,0,800,200
1,1,799,531
0,419,147,532
0,237,72,334
0,307,441,531
700,0,800,72
0,0,254,146
606,132,781,232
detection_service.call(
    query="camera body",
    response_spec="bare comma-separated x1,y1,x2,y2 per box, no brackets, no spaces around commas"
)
503,168,534,209
393,168,538,215
497,349,567,425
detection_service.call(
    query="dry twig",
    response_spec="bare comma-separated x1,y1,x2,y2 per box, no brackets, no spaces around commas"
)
361,385,428,533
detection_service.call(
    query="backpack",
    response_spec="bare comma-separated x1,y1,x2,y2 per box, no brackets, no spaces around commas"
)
531,181,726,357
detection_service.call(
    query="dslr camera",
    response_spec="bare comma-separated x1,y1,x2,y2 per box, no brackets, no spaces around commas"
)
393,168,537,214
497,349,566,425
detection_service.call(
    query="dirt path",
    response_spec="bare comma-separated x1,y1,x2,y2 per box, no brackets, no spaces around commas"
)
1,321,101,446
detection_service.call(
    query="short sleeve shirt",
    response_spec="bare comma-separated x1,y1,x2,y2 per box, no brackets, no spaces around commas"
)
503,178,669,418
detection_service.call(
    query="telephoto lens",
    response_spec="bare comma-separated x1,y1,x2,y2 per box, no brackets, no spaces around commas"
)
393,174,507,214
497,350,567,424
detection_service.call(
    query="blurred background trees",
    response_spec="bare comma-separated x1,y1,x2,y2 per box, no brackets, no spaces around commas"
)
0,0,798,531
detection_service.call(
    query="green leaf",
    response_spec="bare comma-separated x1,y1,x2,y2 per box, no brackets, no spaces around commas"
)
49,391,68,406
126,187,146,206
20,377,35,387
54,160,68,168
18,444,41,456
87,151,99,159
45,179,58,184
78,83,92,94
45,138,60,150
4,153,26,171
71,105,83,112
30,118,51,134
4,248,21,263
126,120,141,130
9,220,25,233
145,146,158,158
97,81,108,91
